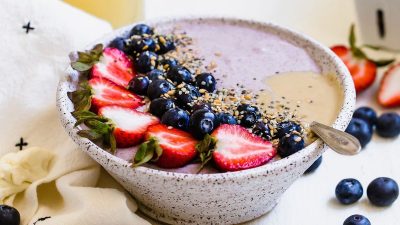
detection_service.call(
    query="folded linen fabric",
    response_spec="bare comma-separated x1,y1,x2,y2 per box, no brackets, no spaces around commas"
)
0,0,149,224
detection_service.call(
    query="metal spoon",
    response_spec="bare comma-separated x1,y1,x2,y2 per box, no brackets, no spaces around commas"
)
310,121,361,155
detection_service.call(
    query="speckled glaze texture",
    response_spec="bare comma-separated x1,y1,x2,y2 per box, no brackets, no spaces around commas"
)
56,17,355,225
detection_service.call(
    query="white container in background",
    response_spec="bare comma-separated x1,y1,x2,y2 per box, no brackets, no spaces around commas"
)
355,0,400,50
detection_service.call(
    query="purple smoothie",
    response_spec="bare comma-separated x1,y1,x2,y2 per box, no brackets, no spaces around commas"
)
115,20,320,174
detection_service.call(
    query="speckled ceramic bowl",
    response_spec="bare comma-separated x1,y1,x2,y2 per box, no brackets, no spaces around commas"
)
56,17,355,225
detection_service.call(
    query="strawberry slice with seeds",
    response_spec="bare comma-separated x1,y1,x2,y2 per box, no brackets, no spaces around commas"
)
330,25,394,93
69,78,144,113
73,107,159,151
91,47,136,88
89,78,143,112
133,124,198,168
210,124,276,172
378,63,400,107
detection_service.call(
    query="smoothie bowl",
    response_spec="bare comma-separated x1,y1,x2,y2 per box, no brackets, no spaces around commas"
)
56,17,355,224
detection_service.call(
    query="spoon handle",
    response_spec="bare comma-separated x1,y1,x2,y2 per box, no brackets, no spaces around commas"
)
310,121,361,155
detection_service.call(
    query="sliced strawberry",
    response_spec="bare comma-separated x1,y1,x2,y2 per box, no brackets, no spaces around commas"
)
331,45,377,93
98,106,159,148
73,107,158,152
210,124,276,172
89,78,143,112
91,47,136,88
133,124,198,168
378,63,400,107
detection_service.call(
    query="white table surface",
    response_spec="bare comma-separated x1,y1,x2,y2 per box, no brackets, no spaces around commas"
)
142,1,400,224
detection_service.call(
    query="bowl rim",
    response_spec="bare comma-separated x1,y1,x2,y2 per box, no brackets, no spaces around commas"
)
57,16,355,181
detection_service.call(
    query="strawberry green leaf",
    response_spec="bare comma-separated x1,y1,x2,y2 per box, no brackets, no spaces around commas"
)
73,110,116,154
71,61,93,72
348,24,368,60
196,134,217,173
77,52,94,63
352,47,367,59
132,138,159,167
77,129,103,140
68,81,93,112
71,44,103,72
349,24,356,52
371,58,395,67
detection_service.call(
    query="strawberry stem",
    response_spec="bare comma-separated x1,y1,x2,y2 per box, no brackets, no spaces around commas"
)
196,134,217,173
132,137,162,167
72,110,116,153
71,44,103,72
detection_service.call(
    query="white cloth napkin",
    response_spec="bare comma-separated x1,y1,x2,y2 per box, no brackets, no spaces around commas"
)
0,0,149,224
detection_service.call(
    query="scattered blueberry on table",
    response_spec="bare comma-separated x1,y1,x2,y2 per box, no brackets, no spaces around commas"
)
345,118,373,148
343,214,371,225
375,112,400,138
367,177,399,207
304,156,322,174
353,106,377,128
0,205,20,225
335,178,364,205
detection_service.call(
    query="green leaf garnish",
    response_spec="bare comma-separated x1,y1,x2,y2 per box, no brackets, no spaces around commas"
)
132,137,163,167
347,24,395,67
372,58,396,67
195,134,217,173
70,44,103,72
68,81,92,112
72,110,116,153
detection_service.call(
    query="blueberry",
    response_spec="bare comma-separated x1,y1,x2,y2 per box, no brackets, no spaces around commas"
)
195,73,216,93
278,133,305,158
167,66,193,84
147,79,174,100
109,37,130,53
156,35,175,54
237,104,259,113
130,36,157,53
252,121,271,140
275,121,302,138
304,156,322,174
175,84,200,109
128,76,149,95
161,108,190,130
158,57,179,71
335,178,364,205
376,112,400,138
191,103,212,112
147,69,165,81
0,205,20,225
367,177,399,206
149,98,175,118
240,112,258,128
353,106,377,127
218,112,237,125
345,118,373,148
129,24,153,36
134,51,158,73
189,109,218,139
343,214,371,225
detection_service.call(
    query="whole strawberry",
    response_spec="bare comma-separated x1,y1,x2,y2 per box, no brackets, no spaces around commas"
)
330,25,394,93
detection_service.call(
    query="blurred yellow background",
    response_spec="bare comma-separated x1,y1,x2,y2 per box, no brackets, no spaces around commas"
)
64,0,143,28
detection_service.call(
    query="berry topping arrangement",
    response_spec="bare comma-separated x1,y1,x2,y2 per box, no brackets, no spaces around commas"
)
68,23,315,172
